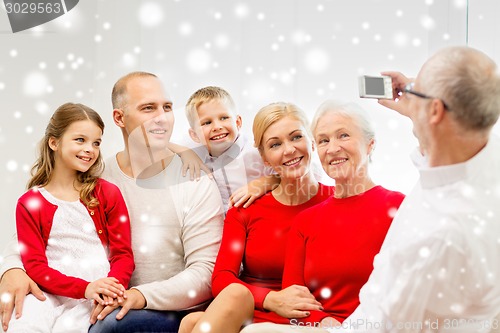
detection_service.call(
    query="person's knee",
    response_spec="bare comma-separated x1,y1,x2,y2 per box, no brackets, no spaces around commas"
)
223,283,254,309
179,312,204,333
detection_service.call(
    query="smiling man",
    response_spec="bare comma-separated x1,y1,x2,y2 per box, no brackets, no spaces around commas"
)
0,72,224,333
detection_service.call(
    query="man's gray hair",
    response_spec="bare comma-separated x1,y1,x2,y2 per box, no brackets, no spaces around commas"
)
420,46,500,131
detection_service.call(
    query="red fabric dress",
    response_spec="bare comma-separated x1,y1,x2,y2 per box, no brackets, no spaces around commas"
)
282,186,405,324
212,183,334,323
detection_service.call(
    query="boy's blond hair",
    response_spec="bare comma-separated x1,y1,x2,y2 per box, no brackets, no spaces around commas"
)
185,86,236,128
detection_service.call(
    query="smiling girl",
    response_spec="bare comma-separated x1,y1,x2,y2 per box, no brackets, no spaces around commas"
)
11,103,134,333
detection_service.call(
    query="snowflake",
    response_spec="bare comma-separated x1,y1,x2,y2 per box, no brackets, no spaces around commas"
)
320,287,331,299
230,240,243,252
27,197,41,210
6,160,18,172
291,30,310,46
23,72,49,97
460,184,475,198
122,53,137,68
215,34,229,48
420,15,436,30
387,207,398,218
304,48,329,73
437,268,447,279
393,32,408,47
61,315,75,328
419,246,430,258
179,22,193,36
138,2,163,27
186,49,211,74
1,293,12,304
200,322,211,332
234,4,249,19
35,101,50,115
450,303,464,314
279,72,293,85
453,0,467,9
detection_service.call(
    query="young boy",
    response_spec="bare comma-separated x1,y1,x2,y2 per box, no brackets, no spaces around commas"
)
185,86,275,212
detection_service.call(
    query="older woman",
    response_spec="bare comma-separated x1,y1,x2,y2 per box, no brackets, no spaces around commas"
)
179,102,333,333
240,100,405,333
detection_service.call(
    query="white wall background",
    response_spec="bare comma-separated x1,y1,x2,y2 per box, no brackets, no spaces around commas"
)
0,0,497,251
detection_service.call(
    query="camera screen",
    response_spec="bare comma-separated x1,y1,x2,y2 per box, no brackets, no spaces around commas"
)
365,77,385,95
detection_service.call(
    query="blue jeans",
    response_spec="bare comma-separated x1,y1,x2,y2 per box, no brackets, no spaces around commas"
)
88,308,185,333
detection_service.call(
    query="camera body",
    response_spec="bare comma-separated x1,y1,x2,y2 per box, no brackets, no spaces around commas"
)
358,75,393,99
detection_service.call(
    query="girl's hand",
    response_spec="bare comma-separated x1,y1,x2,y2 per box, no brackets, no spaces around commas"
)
85,277,125,305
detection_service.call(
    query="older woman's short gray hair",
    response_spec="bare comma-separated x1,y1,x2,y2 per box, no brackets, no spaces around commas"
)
311,100,375,144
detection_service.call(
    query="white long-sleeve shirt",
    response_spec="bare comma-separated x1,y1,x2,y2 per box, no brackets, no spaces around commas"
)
102,155,223,310
334,136,500,333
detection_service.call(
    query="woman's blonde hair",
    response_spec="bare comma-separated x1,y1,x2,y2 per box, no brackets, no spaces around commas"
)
253,102,311,153
28,103,105,207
